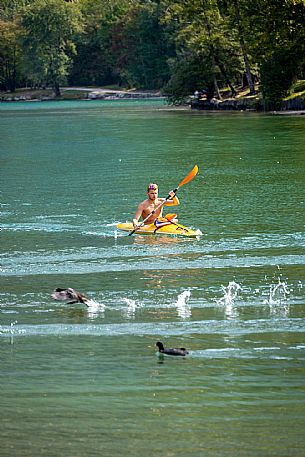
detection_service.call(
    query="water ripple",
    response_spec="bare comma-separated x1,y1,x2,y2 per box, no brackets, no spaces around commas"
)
1,253,305,276
1,318,304,338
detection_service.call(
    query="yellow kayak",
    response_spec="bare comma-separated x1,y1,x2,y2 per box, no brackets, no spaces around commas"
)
117,221,202,237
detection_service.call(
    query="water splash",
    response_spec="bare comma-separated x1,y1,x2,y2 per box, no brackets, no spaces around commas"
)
218,281,241,318
264,280,290,305
175,290,192,319
218,281,241,305
122,298,138,319
10,320,18,344
86,300,106,320
264,279,290,316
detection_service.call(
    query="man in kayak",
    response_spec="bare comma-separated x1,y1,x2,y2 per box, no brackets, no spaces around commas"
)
132,183,180,230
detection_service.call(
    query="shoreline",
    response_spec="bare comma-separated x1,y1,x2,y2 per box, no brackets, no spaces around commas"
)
0,86,164,103
1,87,305,115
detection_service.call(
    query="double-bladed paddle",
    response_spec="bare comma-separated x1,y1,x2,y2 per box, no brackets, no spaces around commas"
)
128,165,199,236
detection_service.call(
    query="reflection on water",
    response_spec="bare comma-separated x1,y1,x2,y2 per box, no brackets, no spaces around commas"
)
133,234,194,246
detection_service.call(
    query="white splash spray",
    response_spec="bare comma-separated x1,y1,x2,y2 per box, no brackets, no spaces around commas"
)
218,281,241,318
175,290,192,319
265,280,290,305
86,300,106,319
122,298,138,319
10,320,18,345
264,279,290,316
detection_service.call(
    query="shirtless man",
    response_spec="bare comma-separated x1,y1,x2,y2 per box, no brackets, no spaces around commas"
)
132,183,180,229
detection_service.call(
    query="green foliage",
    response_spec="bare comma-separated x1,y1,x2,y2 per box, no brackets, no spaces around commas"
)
0,0,31,20
69,0,132,86
260,48,301,110
113,2,174,89
161,0,244,97
248,0,305,106
20,0,83,94
0,19,20,91
0,0,31,91
164,54,215,104
1,0,305,108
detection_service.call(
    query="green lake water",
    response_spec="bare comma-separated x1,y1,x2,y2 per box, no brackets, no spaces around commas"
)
1,99,305,457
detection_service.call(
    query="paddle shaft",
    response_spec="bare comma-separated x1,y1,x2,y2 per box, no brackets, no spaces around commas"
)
167,218,190,232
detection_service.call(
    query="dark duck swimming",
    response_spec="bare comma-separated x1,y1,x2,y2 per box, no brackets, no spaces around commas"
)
156,341,189,357
52,288,90,307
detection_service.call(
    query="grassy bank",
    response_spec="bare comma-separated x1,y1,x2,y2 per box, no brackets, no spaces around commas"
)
191,80,305,112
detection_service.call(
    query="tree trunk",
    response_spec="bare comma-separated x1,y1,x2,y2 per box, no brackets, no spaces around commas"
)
240,38,255,94
202,6,235,97
53,81,61,97
211,55,222,100
216,60,237,97
233,0,256,95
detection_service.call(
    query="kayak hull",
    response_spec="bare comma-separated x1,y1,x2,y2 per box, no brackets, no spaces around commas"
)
117,222,202,237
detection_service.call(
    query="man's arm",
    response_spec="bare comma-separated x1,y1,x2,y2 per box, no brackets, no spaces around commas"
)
133,203,144,229
164,191,180,207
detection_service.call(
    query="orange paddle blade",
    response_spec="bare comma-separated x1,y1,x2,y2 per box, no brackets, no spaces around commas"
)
165,213,177,221
178,165,199,189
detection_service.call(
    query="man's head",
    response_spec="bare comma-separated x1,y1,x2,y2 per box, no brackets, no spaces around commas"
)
147,183,158,200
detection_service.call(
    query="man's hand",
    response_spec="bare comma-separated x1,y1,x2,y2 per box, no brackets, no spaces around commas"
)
168,190,176,199
133,219,139,229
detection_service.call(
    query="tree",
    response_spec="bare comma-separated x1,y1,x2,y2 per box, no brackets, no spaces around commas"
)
2,0,305,106
162,0,243,99
113,1,174,89
0,19,20,91
221,0,256,94
164,53,216,103
69,0,133,86
260,48,302,110
20,0,83,96
246,0,305,107
0,0,31,91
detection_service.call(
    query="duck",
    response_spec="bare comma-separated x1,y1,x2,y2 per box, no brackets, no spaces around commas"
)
52,288,90,307
156,341,189,357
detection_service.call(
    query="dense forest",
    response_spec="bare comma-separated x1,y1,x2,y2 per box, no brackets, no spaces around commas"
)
1,0,305,108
